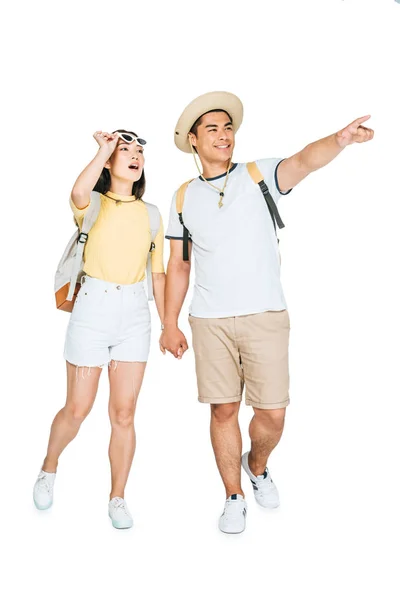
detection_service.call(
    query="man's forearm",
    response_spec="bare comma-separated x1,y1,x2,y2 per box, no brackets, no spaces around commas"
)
299,133,344,173
278,115,373,192
152,273,166,325
164,261,190,327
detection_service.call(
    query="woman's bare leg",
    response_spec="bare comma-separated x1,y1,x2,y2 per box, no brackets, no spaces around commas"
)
42,362,102,472
107,361,146,499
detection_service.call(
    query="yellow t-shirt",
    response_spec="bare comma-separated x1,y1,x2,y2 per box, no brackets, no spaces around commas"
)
70,191,165,285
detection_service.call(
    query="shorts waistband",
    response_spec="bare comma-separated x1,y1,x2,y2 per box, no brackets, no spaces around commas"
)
81,275,145,293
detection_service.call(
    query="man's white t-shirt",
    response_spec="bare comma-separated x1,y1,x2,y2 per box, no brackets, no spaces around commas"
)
165,159,292,319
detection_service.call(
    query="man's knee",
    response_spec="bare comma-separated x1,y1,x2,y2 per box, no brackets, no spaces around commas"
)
253,407,286,433
211,402,240,423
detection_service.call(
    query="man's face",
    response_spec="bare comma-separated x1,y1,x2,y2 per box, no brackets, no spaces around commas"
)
189,111,235,162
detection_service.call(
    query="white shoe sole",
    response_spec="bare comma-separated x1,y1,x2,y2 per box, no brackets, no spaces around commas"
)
108,514,133,529
218,523,246,534
254,497,280,509
241,452,280,509
33,498,53,511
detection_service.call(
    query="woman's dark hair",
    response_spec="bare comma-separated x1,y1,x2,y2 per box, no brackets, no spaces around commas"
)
93,129,146,198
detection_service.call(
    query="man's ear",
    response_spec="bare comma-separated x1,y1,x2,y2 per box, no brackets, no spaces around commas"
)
188,132,197,148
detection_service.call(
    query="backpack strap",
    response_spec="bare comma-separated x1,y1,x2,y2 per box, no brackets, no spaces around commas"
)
67,191,101,301
144,202,161,301
246,162,285,233
176,180,194,261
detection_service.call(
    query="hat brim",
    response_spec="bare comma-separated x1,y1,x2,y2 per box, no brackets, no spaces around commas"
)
174,91,243,153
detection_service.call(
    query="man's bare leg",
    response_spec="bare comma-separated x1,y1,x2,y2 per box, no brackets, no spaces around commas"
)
210,402,244,498
248,408,286,476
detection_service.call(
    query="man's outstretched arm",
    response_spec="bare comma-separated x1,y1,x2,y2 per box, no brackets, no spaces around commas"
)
277,115,374,193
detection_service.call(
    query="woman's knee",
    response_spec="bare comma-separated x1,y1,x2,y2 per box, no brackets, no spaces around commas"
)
64,402,92,423
211,402,240,423
110,407,135,428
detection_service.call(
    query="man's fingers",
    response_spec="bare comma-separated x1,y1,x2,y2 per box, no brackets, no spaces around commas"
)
365,128,374,139
164,345,182,359
355,115,371,125
343,116,371,136
161,333,189,359
355,126,374,142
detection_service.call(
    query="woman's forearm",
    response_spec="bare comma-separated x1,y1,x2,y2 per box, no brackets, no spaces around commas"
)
71,146,111,208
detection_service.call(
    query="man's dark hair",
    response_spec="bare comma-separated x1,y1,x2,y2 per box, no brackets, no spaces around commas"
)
93,129,146,199
190,109,232,137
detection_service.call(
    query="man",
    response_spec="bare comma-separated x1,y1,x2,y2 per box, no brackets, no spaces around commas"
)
160,91,373,534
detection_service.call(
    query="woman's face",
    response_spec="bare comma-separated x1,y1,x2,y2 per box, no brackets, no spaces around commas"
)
106,137,145,185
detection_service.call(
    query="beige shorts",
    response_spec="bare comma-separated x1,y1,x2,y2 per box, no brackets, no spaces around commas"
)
188,310,290,410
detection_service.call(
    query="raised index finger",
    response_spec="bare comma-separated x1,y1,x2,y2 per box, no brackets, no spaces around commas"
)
354,115,371,126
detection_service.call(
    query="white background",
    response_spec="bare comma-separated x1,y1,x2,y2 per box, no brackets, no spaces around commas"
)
1,0,399,598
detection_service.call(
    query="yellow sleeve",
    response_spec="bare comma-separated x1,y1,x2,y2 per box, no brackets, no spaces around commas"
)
69,197,90,229
151,217,165,273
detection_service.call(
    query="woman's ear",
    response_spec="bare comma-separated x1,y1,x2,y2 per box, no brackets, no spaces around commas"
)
104,160,111,170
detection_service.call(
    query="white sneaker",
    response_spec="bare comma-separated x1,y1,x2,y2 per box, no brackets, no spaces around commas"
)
241,452,280,509
33,470,56,510
218,494,247,534
108,497,133,529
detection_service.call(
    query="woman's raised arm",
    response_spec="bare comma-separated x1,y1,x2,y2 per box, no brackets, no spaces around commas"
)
71,131,118,208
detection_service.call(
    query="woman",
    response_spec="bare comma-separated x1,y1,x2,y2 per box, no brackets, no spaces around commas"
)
33,130,165,529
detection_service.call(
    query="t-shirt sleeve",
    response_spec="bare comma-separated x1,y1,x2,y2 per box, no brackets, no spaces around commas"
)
69,197,90,229
255,158,293,203
151,216,165,273
165,191,185,240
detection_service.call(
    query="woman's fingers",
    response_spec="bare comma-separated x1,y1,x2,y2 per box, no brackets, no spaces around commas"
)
93,131,119,149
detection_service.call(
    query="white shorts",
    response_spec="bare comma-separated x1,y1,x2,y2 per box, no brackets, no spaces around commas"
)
64,276,151,367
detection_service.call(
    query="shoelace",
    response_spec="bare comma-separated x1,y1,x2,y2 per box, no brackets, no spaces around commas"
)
111,499,130,516
37,474,52,493
256,472,275,493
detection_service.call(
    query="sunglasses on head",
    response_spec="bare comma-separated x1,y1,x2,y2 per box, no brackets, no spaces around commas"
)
116,132,147,146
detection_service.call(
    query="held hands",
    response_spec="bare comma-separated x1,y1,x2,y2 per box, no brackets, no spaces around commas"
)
93,131,119,157
159,325,189,360
336,116,374,148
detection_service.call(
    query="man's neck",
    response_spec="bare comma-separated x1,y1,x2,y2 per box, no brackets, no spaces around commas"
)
200,157,232,180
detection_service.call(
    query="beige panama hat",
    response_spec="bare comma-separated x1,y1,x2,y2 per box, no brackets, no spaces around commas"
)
174,91,244,153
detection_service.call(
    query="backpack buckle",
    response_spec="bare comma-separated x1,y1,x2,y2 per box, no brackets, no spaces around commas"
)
78,232,89,244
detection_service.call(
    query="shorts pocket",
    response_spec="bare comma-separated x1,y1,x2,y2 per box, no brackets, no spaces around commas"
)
71,283,107,323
